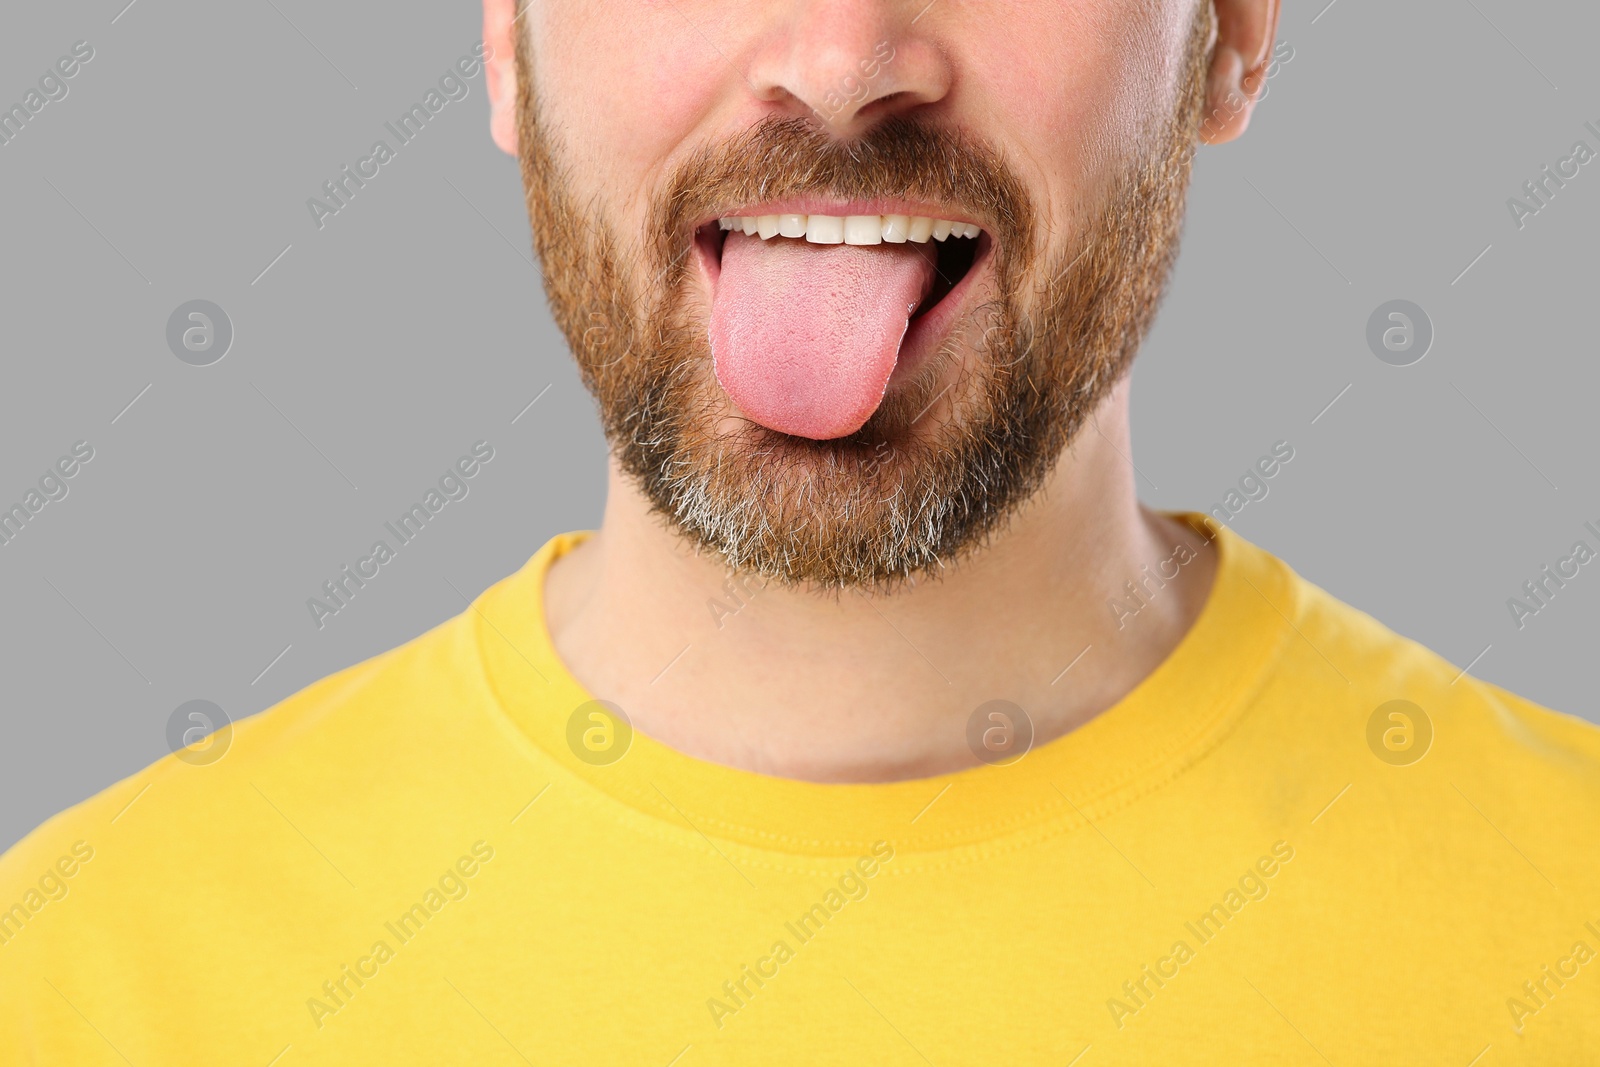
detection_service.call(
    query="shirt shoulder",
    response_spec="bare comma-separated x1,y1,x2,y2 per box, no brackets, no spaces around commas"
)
1285,560,1600,769
1239,548,1600,887
0,604,490,945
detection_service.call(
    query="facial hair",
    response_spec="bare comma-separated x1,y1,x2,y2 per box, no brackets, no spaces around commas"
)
514,6,1212,590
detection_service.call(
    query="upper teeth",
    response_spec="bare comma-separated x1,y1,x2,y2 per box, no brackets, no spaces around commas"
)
717,214,981,245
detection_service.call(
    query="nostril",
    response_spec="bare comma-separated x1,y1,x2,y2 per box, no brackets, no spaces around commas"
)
856,90,916,121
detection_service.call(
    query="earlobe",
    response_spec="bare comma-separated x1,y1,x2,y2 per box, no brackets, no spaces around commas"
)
1199,0,1280,145
484,0,520,155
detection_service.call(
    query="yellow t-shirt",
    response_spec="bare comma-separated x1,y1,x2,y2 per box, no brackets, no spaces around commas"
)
4,523,1599,1065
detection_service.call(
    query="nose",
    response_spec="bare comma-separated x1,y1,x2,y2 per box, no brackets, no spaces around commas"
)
745,2,953,135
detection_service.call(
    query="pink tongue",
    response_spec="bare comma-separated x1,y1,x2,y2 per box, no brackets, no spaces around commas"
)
710,232,935,440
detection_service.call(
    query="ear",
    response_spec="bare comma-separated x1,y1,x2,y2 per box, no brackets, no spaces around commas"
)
484,0,520,155
1199,0,1281,145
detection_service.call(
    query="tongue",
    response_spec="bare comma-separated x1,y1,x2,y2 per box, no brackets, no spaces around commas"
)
710,232,936,440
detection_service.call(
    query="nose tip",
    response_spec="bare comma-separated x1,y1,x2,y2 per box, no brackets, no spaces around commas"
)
747,8,951,135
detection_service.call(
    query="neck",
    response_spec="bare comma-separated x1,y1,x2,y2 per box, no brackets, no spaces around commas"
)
542,383,1217,782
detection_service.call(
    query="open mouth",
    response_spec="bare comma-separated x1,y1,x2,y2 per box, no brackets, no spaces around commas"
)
695,208,991,441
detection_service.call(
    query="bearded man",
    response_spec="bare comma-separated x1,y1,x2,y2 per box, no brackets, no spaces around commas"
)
4,1,1598,1063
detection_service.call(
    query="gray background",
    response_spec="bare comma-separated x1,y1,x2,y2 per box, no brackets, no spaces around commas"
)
1,0,1595,852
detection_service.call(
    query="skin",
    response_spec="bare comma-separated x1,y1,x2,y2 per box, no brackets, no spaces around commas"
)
481,0,1280,782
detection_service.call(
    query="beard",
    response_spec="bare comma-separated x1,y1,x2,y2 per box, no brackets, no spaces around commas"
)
514,8,1211,590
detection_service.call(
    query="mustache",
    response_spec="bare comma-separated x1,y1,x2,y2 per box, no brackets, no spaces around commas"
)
647,115,1037,282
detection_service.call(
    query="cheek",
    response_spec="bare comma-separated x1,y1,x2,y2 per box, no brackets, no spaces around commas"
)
534,3,738,230
966,4,1186,249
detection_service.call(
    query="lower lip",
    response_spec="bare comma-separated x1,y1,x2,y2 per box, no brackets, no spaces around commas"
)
694,229,997,397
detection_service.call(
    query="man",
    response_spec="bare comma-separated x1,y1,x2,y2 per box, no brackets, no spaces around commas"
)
3,0,1597,1062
